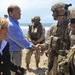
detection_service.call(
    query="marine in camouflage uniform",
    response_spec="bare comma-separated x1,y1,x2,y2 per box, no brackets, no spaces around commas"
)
69,7,75,47
40,2,70,75
68,7,75,75
58,7,75,75
25,16,45,69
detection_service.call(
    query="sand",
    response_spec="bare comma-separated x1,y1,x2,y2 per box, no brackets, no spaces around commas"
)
21,49,48,75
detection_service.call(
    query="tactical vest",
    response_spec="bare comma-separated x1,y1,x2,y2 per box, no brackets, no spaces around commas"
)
28,23,45,44
50,22,70,52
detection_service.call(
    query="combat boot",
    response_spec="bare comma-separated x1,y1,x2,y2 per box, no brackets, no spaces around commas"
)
26,63,29,69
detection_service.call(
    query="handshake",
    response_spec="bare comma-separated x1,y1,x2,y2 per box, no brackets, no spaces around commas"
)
32,44,42,51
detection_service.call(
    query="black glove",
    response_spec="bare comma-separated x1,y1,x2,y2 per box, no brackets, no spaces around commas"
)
15,66,26,75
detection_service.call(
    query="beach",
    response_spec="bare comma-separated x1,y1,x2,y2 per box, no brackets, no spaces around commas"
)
21,49,48,75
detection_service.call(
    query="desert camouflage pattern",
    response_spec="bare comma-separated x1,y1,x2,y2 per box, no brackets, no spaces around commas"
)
25,19,45,68
41,20,70,75
70,7,75,19
51,2,66,12
42,21,70,51
34,16,41,21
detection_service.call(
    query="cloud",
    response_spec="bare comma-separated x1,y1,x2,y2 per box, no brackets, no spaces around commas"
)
0,0,55,14
0,0,56,10
0,0,74,23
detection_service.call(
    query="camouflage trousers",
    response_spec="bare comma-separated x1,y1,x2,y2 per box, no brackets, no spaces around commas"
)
57,55,70,75
26,49,40,65
47,55,70,75
47,56,58,75
46,49,58,75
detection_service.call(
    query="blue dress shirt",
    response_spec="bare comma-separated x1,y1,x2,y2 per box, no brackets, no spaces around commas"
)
7,16,33,51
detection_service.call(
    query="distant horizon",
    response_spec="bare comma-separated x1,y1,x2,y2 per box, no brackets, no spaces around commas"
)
19,22,53,27
20,23,51,35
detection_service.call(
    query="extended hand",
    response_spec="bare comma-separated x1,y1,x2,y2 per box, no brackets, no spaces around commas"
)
35,44,42,50
32,44,41,50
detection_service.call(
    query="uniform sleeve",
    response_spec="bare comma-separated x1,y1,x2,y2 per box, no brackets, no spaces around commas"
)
25,33,31,41
45,24,56,42
41,24,56,51
41,43,49,50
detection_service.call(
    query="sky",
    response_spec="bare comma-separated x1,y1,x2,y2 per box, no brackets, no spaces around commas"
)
0,0,75,23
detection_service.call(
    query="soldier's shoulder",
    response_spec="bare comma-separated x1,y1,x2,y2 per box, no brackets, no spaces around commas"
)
47,23,57,31
50,23,57,29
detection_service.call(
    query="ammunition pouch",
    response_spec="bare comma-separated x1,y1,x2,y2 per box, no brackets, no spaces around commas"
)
50,36,60,52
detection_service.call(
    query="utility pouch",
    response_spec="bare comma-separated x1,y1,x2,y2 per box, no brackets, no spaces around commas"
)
50,36,60,52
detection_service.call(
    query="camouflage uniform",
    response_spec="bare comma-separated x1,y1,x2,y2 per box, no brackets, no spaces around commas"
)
55,8,75,75
42,22,70,75
25,16,45,69
41,2,70,75
57,8,75,75
69,7,75,47
68,7,75,75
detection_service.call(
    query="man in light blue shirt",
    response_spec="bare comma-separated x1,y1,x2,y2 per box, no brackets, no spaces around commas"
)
6,4,37,75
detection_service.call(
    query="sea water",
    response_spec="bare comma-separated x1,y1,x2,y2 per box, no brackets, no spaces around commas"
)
20,23,52,36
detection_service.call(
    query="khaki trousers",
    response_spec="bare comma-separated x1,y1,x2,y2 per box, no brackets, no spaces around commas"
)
26,49,40,65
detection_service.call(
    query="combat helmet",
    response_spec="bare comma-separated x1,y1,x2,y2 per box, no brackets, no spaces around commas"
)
51,2,66,12
33,16,41,21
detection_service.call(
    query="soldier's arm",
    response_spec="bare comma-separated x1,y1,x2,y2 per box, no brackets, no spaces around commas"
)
40,24,56,51
25,33,31,41
45,24,56,42
40,41,50,51
46,27,51,39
